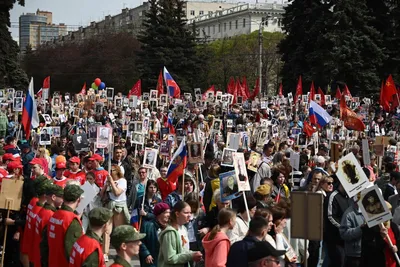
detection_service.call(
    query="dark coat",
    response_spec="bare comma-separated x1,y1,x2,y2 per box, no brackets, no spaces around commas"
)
226,235,259,267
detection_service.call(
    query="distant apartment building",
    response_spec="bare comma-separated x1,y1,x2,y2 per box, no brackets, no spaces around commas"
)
50,0,238,45
19,9,67,51
188,2,286,40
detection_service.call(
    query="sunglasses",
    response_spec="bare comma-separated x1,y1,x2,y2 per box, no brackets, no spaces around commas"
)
326,182,333,185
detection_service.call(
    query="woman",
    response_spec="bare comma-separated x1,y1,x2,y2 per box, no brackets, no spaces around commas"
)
314,175,334,196
270,168,290,201
137,180,162,221
227,195,257,244
82,172,102,232
100,164,130,262
223,175,238,196
202,208,236,267
7,161,24,180
254,208,275,248
158,201,203,267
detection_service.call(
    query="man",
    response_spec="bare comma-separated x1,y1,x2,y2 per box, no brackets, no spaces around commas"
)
44,184,84,267
139,203,170,267
35,184,64,267
99,128,108,139
21,143,35,177
384,171,400,201
41,129,50,142
109,225,146,267
111,146,132,194
89,154,109,188
53,162,71,188
226,216,270,267
30,158,51,180
64,156,86,185
69,207,113,267
157,165,176,200
145,151,155,166
20,176,51,267
193,114,209,134
164,175,195,209
247,241,286,267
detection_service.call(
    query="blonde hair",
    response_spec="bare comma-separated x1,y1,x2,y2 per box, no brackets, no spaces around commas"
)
208,208,236,240
314,175,333,192
213,188,222,203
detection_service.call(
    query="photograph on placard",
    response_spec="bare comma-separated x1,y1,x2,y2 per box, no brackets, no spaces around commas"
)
142,92,150,102
42,114,52,125
149,100,157,111
281,234,297,261
39,127,52,145
212,119,221,132
160,140,170,156
184,93,192,101
226,132,240,150
336,152,369,198
131,132,145,145
73,134,89,152
13,97,23,112
248,151,261,172
0,90,5,99
159,94,168,106
358,185,392,228
188,142,203,164
237,96,243,105
15,90,23,98
150,90,158,100
233,152,250,191
143,148,158,168
257,130,269,146
221,148,235,167
114,97,122,107
106,87,114,100
88,124,98,140
168,134,177,148
260,119,269,129
226,119,233,128
7,88,14,100
52,96,61,107
135,121,143,133
216,91,222,102
143,117,150,133
97,126,110,148
194,88,201,96
219,171,241,202
73,108,81,118
52,126,61,137
95,102,103,114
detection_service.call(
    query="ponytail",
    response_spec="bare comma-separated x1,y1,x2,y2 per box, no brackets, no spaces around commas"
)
208,225,221,240
207,208,236,241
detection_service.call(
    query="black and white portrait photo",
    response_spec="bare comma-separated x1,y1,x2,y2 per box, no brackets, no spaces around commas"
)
188,142,203,164
221,148,235,167
73,134,89,152
40,127,51,145
52,126,60,137
13,97,23,112
143,148,158,168
106,87,114,100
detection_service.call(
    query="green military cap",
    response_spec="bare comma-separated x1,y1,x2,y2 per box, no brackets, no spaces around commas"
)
45,183,64,197
88,207,113,227
35,177,52,196
63,184,84,202
111,225,146,249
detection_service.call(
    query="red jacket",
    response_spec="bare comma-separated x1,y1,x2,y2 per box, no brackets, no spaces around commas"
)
20,197,39,254
64,170,86,185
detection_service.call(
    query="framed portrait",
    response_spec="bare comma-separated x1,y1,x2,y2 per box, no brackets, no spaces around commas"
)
15,90,23,98
188,142,203,164
42,114,52,125
184,93,192,101
232,152,250,191
52,96,62,107
7,88,14,100
135,121,143,133
39,127,52,146
142,92,150,102
143,147,158,168
149,100,158,110
143,117,150,133
226,119,233,128
194,88,201,96
159,94,168,106
96,126,110,148
160,140,171,156
221,148,236,167
0,89,5,99
207,91,215,101
150,90,158,100
219,171,241,202
73,108,81,118
247,151,261,172
95,102,104,114
88,123,99,141
213,119,222,132
237,96,243,105
325,95,332,104
281,234,297,261
52,126,61,138
13,97,23,112
358,185,392,228
131,132,145,145
216,91,222,102
114,97,122,108
314,94,321,103
106,87,114,100
73,133,89,152
129,95,138,108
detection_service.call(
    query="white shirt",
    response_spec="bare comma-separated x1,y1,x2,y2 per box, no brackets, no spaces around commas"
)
109,178,127,202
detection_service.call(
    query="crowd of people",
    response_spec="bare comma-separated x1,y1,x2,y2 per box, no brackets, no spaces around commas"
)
0,86,398,267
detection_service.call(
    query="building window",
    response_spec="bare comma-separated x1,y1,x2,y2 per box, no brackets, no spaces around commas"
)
199,10,204,15
224,23,226,32
243,18,246,27
208,11,213,15
235,20,238,29
229,21,232,30
213,25,215,34
218,23,221,32
190,10,195,16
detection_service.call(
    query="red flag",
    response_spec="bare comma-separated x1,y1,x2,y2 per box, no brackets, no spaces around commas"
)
303,121,316,137
157,70,164,95
335,86,342,99
202,85,216,100
250,78,260,100
309,81,316,102
79,82,86,95
380,74,398,112
318,87,325,106
42,76,50,89
36,88,43,97
342,107,366,131
340,94,348,119
343,84,352,100
294,76,302,104
128,80,142,98
227,77,235,94
242,76,250,98
278,83,283,97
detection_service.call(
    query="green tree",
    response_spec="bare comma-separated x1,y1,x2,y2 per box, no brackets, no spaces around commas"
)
0,0,28,90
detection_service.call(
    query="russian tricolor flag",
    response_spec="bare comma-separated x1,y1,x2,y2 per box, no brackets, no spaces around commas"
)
22,78,40,140
309,100,332,127
163,67,181,98
167,137,187,185
167,115,175,134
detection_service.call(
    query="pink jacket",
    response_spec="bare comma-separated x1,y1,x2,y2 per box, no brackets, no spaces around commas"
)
202,231,231,267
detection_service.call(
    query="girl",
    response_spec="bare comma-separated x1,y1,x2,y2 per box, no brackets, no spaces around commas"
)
158,201,203,267
202,208,236,267
137,180,162,221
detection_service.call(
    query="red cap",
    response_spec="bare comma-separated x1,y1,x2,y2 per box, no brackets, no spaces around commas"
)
30,158,43,166
7,161,23,171
56,162,67,169
88,154,103,162
3,153,14,161
69,156,81,164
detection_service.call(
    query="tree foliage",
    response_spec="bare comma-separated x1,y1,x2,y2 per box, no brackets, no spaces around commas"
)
137,0,200,92
0,0,28,90
22,32,141,93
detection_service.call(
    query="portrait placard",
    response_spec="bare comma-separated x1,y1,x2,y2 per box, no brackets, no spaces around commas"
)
232,152,251,191
219,171,241,202
358,185,392,228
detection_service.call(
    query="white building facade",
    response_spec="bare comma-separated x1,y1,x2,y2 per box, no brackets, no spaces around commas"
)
188,2,285,40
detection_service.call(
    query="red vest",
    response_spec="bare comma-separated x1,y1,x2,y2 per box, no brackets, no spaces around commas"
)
69,235,105,267
53,177,71,188
94,169,108,188
33,207,55,267
48,209,82,267
20,197,39,255
64,170,86,185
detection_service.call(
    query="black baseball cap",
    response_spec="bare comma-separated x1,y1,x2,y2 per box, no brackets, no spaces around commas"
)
247,241,286,262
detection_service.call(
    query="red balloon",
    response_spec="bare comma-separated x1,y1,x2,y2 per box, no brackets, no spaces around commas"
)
94,78,102,86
